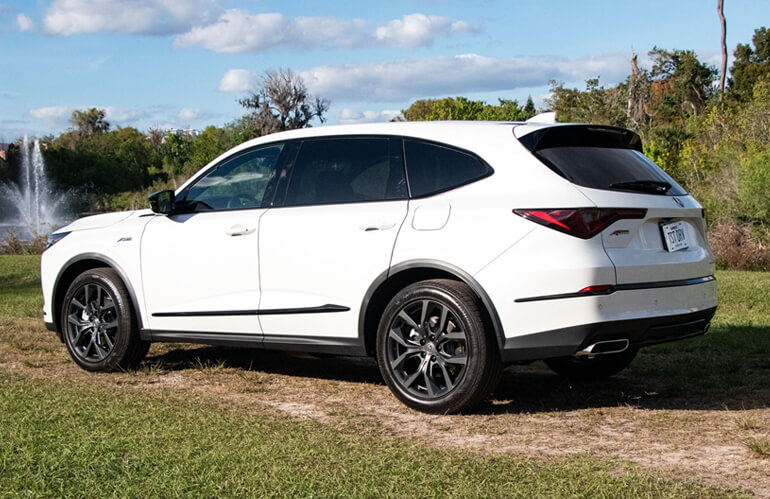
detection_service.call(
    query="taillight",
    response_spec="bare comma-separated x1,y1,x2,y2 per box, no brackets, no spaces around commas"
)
513,208,646,239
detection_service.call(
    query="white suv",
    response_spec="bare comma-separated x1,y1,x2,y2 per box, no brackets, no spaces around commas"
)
41,121,717,413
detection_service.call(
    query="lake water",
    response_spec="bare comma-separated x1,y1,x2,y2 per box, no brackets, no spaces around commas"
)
0,221,70,241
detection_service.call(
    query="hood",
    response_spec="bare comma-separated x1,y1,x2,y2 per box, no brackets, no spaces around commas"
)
57,210,139,233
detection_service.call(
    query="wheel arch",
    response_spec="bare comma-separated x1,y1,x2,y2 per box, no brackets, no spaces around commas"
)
359,259,505,356
52,253,143,339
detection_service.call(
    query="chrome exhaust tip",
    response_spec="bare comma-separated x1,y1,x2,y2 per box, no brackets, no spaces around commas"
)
575,339,629,357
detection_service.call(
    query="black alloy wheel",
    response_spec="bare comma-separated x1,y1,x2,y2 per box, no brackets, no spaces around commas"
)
62,268,149,371
376,279,501,414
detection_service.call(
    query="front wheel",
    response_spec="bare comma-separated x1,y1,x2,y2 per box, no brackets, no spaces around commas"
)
376,279,502,414
61,267,149,372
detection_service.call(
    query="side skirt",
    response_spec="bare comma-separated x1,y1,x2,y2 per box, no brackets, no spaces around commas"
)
141,329,367,357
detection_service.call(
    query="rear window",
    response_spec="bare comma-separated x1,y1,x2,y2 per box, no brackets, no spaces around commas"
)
519,126,687,196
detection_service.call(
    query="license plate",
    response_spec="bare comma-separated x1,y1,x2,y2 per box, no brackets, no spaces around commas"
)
660,221,689,252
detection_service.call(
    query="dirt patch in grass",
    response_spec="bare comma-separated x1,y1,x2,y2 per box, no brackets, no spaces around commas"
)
0,317,767,497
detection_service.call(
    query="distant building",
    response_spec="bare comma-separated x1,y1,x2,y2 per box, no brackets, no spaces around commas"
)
171,128,202,138
161,129,202,144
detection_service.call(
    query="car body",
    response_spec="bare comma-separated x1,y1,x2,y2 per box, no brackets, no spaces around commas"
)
41,120,717,413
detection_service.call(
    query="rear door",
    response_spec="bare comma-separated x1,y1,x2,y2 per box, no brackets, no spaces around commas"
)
520,125,715,284
257,136,408,341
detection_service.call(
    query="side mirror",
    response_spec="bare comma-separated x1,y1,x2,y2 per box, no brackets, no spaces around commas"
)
149,190,175,214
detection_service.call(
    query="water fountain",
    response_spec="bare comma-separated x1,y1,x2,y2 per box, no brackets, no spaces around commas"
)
0,136,68,238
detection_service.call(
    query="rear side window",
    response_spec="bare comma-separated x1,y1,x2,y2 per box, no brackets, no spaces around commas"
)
520,125,686,196
284,137,407,206
404,140,492,198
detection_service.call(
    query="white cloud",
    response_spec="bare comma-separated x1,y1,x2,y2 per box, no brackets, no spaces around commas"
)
374,14,476,49
103,106,148,123
29,106,73,125
175,10,286,53
16,13,33,31
29,105,152,128
338,108,401,124
218,69,254,93
174,10,475,53
178,107,201,122
300,52,634,102
43,0,220,36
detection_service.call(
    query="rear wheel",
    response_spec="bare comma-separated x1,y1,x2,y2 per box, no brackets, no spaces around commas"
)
376,279,502,414
544,348,638,380
61,268,149,372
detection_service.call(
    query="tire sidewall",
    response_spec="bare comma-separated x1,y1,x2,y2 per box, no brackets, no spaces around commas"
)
376,280,493,413
61,269,136,372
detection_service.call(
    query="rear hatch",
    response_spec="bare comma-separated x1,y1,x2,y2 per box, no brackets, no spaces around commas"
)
518,125,714,284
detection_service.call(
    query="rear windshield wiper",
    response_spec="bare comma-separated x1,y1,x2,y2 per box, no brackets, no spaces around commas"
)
609,180,671,194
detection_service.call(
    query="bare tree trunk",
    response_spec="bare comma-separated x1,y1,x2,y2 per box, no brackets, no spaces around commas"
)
627,51,646,129
718,0,727,99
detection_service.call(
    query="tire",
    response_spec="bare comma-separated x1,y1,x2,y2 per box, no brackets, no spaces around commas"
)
376,279,502,414
61,267,149,372
544,348,638,381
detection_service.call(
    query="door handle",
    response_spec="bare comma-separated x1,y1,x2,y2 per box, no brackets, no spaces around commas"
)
225,224,255,236
360,222,396,232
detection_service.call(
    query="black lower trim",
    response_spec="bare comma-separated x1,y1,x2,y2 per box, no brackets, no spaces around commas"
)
44,321,57,333
515,275,715,303
53,253,145,330
141,329,366,357
614,275,715,291
362,260,507,352
501,306,717,362
152,304,350,318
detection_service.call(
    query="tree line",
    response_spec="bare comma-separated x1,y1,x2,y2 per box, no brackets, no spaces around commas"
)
1,28,769,267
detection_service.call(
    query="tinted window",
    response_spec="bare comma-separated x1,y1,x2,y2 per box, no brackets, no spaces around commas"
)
284,138,407,206
519,125,686,196
404,140,492,198
181,144,283,211
535,147,687,195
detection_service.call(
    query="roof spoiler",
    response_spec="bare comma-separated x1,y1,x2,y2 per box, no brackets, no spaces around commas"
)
526,112,557,124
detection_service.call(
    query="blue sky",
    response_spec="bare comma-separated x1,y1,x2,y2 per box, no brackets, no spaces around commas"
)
1,0,768,142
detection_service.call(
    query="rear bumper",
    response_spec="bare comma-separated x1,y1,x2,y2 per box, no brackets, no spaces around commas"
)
501,306,716,362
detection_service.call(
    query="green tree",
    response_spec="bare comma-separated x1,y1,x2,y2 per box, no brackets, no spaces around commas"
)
239,68,329,137
524,96,536,116
546,78,627,127
729,27,770,102
105,127,156,188
190,126,230,174
161,132,193,186
70,108,110,137
427,97,484,120
648,47,717,122
400,97,534,122
399,99,437,121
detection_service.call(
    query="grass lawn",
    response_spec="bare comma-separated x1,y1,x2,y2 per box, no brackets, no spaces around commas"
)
0,255,766,497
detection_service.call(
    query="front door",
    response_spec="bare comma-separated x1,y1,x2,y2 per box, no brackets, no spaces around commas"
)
140,142,286,335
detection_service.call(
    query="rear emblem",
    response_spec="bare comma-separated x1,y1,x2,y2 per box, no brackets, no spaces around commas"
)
673,197,684,207
117,237,132,242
